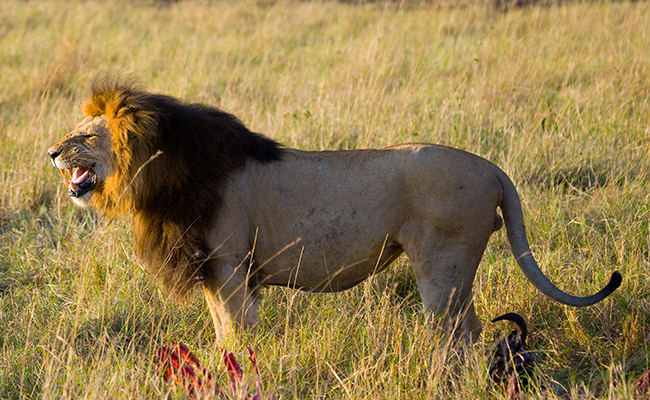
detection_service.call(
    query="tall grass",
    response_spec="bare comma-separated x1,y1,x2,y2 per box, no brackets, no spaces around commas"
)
1,0,649,398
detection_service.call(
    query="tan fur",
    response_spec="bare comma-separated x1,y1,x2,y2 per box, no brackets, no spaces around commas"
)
48,78,621,342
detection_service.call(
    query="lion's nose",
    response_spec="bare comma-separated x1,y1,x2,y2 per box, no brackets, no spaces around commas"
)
48,147,61,160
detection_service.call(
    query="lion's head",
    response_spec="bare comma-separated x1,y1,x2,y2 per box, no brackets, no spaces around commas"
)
48,78,165,215
48,76,283,296
48,115,112,207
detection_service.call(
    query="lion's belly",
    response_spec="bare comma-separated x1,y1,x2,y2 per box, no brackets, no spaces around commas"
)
232,149,411,290
254,221,405,291
253,191,401,291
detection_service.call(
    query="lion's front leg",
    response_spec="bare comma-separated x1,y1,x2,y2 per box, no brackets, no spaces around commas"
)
202,263,260,342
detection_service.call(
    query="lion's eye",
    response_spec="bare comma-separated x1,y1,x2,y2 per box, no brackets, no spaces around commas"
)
79,134,95,139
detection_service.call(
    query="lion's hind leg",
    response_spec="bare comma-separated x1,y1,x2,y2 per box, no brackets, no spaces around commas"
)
416,281,482,343
403,235,489,343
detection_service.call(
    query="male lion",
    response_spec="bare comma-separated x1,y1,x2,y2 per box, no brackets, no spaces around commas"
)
48,77,621,342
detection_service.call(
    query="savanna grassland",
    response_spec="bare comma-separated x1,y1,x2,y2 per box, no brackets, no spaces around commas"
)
1,0,649,398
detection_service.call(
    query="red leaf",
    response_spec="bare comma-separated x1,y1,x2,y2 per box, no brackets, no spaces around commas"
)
222,348,243,393
157,342,275,399
636,370,650,396
156,341,222,399
248,347,263,398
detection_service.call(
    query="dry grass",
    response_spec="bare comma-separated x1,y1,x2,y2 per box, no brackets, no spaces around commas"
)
1,0,649,398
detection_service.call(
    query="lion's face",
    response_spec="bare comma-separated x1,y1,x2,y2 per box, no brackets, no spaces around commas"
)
48,115,113,207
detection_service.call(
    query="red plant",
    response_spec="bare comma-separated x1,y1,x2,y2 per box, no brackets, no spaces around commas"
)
156,340,272,399
636,370,650,398
506,373,521,400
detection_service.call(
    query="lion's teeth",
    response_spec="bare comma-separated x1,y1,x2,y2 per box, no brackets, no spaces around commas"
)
59,169,70,187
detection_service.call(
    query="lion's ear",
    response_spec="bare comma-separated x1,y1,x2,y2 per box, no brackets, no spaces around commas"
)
82,97,107,118
82,86,126,120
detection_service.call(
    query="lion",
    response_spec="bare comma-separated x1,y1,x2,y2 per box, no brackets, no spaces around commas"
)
48,77,621,342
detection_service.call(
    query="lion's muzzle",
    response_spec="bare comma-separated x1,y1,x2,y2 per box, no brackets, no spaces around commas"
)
62,166,96,198
48,147,97,198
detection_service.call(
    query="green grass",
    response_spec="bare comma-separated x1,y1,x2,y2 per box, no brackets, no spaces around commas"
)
1,0,650,398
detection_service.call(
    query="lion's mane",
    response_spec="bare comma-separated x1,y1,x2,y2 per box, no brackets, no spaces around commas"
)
83,77,283,297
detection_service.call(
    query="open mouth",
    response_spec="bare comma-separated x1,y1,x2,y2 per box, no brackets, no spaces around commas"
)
60,165,97,198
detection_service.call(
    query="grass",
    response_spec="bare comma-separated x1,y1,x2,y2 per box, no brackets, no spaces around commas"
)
1,0,649,398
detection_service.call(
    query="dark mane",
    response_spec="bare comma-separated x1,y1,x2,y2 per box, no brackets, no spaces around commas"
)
83,76,283,297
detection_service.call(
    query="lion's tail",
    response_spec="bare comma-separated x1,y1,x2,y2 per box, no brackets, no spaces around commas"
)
496,169,621,307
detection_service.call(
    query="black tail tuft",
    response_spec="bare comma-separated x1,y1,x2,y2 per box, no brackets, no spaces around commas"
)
605,271,623,294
